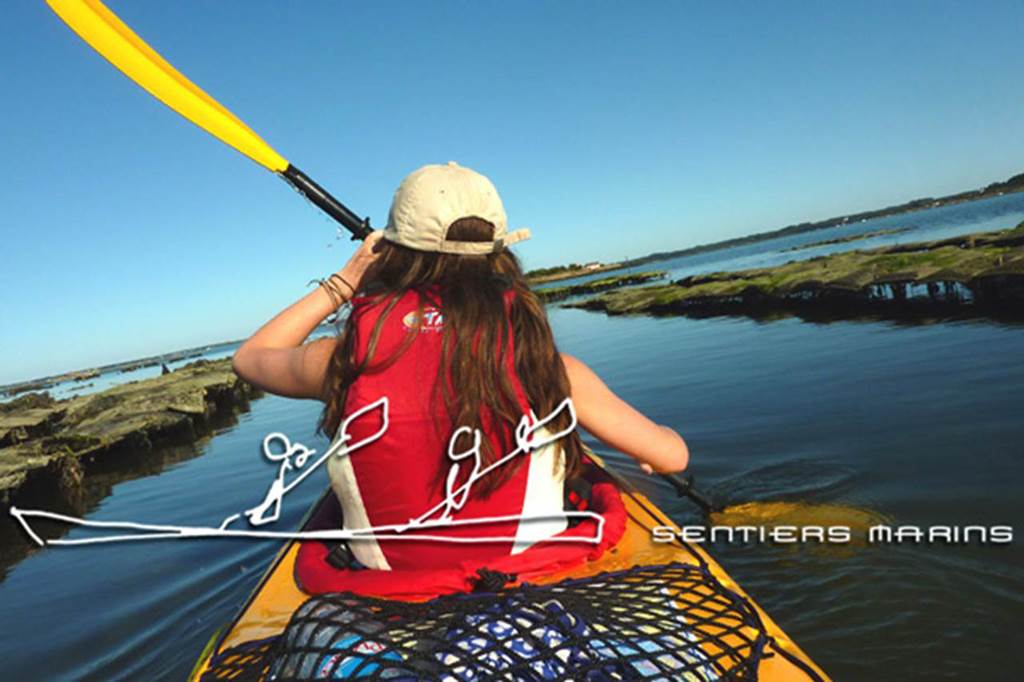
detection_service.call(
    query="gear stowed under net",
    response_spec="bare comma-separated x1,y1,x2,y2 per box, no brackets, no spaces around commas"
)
201,562,771,681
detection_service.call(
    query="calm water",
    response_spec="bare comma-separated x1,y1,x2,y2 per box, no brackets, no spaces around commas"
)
2,195,1023,680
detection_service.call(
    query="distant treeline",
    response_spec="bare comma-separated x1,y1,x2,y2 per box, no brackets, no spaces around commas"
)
525,263,588,278
618,171,1024,268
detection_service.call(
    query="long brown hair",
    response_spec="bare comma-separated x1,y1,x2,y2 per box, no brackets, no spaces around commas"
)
319,217,583,495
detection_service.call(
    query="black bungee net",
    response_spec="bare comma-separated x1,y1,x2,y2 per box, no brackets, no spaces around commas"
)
201,560,775,681
200,476,827,682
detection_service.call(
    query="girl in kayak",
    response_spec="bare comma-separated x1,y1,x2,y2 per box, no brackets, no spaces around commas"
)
232,162,688,570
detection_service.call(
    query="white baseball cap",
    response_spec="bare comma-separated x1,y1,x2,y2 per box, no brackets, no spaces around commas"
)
383,162,531,255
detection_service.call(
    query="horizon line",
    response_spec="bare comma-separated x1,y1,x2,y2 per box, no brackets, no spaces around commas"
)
4,172,1022,389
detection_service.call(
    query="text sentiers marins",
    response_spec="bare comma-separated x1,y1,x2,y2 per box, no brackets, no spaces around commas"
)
652,525,1014,545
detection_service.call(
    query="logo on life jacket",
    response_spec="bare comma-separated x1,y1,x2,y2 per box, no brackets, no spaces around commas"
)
402,307,445,332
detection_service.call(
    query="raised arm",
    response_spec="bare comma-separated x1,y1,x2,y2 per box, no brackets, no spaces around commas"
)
561,353,689,474
232,232,383,400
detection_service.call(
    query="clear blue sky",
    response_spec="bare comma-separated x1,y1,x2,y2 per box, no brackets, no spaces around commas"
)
2,1,1023,384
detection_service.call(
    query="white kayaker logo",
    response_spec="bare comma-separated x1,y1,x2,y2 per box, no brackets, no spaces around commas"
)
9,397,603,548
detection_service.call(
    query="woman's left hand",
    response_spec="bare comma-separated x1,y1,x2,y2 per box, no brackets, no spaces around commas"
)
336,230,385,296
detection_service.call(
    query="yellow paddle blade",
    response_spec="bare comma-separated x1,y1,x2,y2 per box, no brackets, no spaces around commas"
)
46,0,289,172
711,500,890,535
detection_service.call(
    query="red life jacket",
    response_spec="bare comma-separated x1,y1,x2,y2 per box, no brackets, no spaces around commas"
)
324,287,568,571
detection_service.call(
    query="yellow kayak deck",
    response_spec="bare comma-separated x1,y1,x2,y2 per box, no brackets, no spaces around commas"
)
190,474,828,681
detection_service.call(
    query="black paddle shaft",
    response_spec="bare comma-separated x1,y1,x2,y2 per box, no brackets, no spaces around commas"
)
661,473,719,515
281,165,372,241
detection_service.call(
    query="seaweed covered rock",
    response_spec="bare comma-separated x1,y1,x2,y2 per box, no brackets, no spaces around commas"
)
570,226,1024,318
0,359,261,503
536,271,666,303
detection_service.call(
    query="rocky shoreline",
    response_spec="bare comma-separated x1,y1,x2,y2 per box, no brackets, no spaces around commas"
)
0,358,261,575
0,359,260,509
568,224,1024,320
536,271,666,302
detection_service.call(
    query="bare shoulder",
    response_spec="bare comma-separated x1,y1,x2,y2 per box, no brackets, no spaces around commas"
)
559,352,589,373
559,352,584,381
560,352,596,380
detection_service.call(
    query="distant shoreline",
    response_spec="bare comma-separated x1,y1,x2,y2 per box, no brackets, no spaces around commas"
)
7,172,1022,392
0,341,239,399
2,325,338,399
536,271,666,302
617,171,1024,268
526,262,627,285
